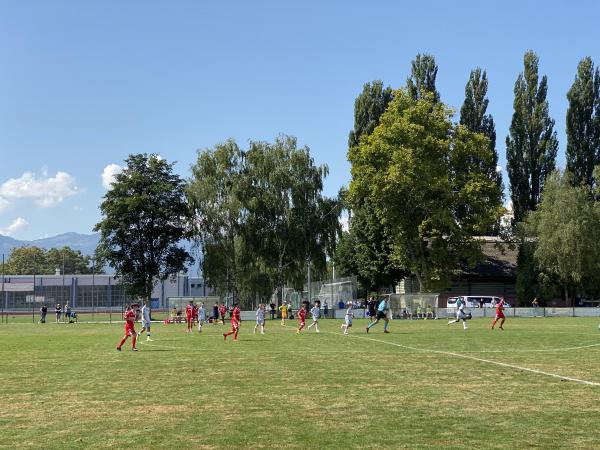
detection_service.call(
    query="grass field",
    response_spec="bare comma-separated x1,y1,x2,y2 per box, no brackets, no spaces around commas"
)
2,317,600,449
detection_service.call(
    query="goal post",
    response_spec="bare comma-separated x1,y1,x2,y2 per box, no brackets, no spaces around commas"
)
384,293,440,319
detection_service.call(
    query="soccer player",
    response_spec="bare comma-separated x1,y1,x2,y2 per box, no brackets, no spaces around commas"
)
223,303,241,341
296,303,306,334
219,303,227,324
254,303,266,335
340,301,354,335
491,297,506,330
193,302,199,326
185,301,194,332
279,302,289,326
116,305,138,351
137,298,153,341
366,297,390,333
197,302,206,332
307,300,321,333
448,297,469,330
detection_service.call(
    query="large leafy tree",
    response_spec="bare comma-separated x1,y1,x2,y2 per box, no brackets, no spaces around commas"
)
348,81,393,148
95,154,193,301
349,89,502,290
339,80,401,291
524,170,600,303
5,246,92,275
187,140,245,302
506,51,558,225
406,53,440,102
460,68,502,195
240,136,340,296
566,56,600,188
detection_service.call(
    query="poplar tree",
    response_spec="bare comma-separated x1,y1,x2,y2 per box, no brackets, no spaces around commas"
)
348,80,393,148
566,56,600,188
506,51,558,225
406,53,440,102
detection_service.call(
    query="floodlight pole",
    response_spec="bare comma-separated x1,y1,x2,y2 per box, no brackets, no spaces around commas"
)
307,257,311,304
2,254,4,324
91,258,95,321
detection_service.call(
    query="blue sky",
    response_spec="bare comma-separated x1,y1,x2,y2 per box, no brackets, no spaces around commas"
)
1,0,599,240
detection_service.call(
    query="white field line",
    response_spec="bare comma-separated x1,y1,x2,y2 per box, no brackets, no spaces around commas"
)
457,342,600,353
339,333,600,387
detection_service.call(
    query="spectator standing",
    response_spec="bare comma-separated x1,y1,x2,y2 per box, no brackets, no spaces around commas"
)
55,304,62,323
269,303,276,320
324,301,329,318
532,297,540,317
39,304,47,323
65,304,72,323
212,303,219,323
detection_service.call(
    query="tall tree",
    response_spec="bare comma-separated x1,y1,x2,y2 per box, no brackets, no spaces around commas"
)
343,80,399,291
524,170,600,304
187,140,245,302
566,56,600,188
506,50,558,224
95,154,193,301
349,88,502,290
348,80,393,148
406,53,440,102
460,68,502,192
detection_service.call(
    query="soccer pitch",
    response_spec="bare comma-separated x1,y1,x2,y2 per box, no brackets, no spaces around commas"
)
2,317,600,449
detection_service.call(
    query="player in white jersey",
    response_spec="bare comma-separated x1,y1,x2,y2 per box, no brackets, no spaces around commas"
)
137,298,153,341
254,303,266,334
197,302,206,332
340,302,354,335
307,300,321,333
448,298,470,330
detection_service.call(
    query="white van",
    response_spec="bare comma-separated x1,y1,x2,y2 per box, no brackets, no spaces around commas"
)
446,296,508,308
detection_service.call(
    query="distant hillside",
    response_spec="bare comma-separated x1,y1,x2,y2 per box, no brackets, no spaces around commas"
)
0,232,100,257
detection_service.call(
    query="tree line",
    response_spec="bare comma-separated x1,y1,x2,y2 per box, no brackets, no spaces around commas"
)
93,50,600,306
2,246,93,275
337,51,600,304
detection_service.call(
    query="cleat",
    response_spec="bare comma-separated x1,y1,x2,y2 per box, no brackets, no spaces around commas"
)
132,348,138,351
146,337,153,342
223,333,227,340
366,327,369,334
384,330,390,334
116,347,121,351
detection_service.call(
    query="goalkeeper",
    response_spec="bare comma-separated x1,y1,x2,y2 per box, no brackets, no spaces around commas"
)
447,298,471,330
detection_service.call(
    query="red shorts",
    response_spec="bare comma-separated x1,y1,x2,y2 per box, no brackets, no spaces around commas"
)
299,320,305,327
496,312,505,319
186,315,193,322
125,325,135,336
231,320,239,330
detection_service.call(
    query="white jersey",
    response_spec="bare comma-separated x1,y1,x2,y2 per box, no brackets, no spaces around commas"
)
310,306,320,320
345,306,354,318
198,306,206,320
141,305,151,323
256,308,265,322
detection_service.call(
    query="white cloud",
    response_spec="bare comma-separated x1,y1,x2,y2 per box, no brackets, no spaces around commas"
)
0,171,78,208
0,217,29,236
496,165,503,173
0,197,9,213
340,213,349,232
101,163,122,189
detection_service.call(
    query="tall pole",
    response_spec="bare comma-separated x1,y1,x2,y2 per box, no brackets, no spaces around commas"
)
307,257,311,304
32,269,36,324
2,254,4,324
91,258,95,322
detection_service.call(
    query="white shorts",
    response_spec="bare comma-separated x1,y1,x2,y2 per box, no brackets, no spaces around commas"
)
312,316,319,322
256,319,265,326
345,316,353,326
142,320,151,329
456,310,466,320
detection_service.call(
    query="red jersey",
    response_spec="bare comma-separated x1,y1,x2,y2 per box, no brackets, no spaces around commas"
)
124,309,136,331
231,306,241,322
186,304,193,318
298,308,306,321
192,305,198,318
219,305,226,316
496,300,504,314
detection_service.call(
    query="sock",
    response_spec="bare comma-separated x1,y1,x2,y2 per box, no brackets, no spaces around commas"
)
132,335,137,348
367,322,376,329
147,333,151,339
462,321,467,329
315,324,319,332
117,337,127,349
383,322,388,331
234,330,238,339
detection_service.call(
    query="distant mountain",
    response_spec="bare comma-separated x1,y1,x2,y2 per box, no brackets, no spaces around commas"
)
0,232,100,257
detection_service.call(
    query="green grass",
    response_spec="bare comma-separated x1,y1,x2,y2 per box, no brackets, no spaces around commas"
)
2,317,600,449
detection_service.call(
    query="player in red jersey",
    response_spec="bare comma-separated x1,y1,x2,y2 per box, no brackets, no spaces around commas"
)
116,305,138,351
491,297,506,330
192,302,199,326
223,303,241,341
219,303,227,324
185,301,194,332
296,304,306,334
